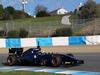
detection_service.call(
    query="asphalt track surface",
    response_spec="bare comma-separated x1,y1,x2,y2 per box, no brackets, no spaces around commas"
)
0,53,100,72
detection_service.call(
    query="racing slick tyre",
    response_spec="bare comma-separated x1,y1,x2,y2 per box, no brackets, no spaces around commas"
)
51,55,61,67
7,55,17,66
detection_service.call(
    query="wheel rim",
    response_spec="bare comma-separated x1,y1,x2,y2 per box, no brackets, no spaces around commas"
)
52,58,57,64
7,58,12,64
51,56,58,66
7,56,15,66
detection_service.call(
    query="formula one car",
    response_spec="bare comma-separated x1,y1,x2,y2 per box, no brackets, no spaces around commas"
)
7,44,84,67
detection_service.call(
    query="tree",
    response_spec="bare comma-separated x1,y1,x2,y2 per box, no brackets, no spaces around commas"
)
36,11,50,17
78,0,99,19
0,4,31,20
4,6,31,20
96,3,100,17
0,4,5,20
34,5,48,15
5,6,15,19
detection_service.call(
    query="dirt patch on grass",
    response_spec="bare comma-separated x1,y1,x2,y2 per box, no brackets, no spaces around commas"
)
0,45,100,54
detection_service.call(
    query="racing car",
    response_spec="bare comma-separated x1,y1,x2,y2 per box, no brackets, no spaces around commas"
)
7,44,84,67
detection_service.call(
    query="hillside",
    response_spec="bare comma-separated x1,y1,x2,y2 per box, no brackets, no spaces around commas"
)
0,15,64,22
0,15,100,37
80,19,100,35
73,18,100,35
0,15,67,37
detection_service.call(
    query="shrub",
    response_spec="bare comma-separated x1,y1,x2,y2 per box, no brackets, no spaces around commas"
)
0,30,5,37
7,30,19,38
55,27,73,36
19,28,28,38
36,11,50,17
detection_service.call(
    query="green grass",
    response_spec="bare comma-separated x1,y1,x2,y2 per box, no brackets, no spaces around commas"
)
0,15,65,30
1,15,63,22
0,71,70,75
0,15,69,37
1,14,99,37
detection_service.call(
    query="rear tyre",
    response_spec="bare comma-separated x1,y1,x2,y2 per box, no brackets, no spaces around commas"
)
7,55,17,66
51,55,61,67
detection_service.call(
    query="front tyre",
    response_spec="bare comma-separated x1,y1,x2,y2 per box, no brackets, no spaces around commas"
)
7,56,17,66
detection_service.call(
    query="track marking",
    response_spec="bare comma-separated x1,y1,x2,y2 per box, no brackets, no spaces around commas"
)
0,66,100,75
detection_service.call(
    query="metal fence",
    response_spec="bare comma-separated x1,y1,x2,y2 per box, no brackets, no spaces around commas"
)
0,18,100,37
70,18,100,35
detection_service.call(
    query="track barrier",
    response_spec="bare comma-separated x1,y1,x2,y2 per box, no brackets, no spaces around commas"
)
0,35,100,48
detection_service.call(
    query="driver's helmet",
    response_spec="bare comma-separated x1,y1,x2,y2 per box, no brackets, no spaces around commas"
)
42,50,45,53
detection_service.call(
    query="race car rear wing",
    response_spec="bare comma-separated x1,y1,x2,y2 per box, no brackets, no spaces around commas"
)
9,48,23,56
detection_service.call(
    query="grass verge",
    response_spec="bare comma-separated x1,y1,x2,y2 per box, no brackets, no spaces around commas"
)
0,71,71,75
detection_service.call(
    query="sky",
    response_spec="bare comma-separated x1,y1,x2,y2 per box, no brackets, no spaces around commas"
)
0,0,100,16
